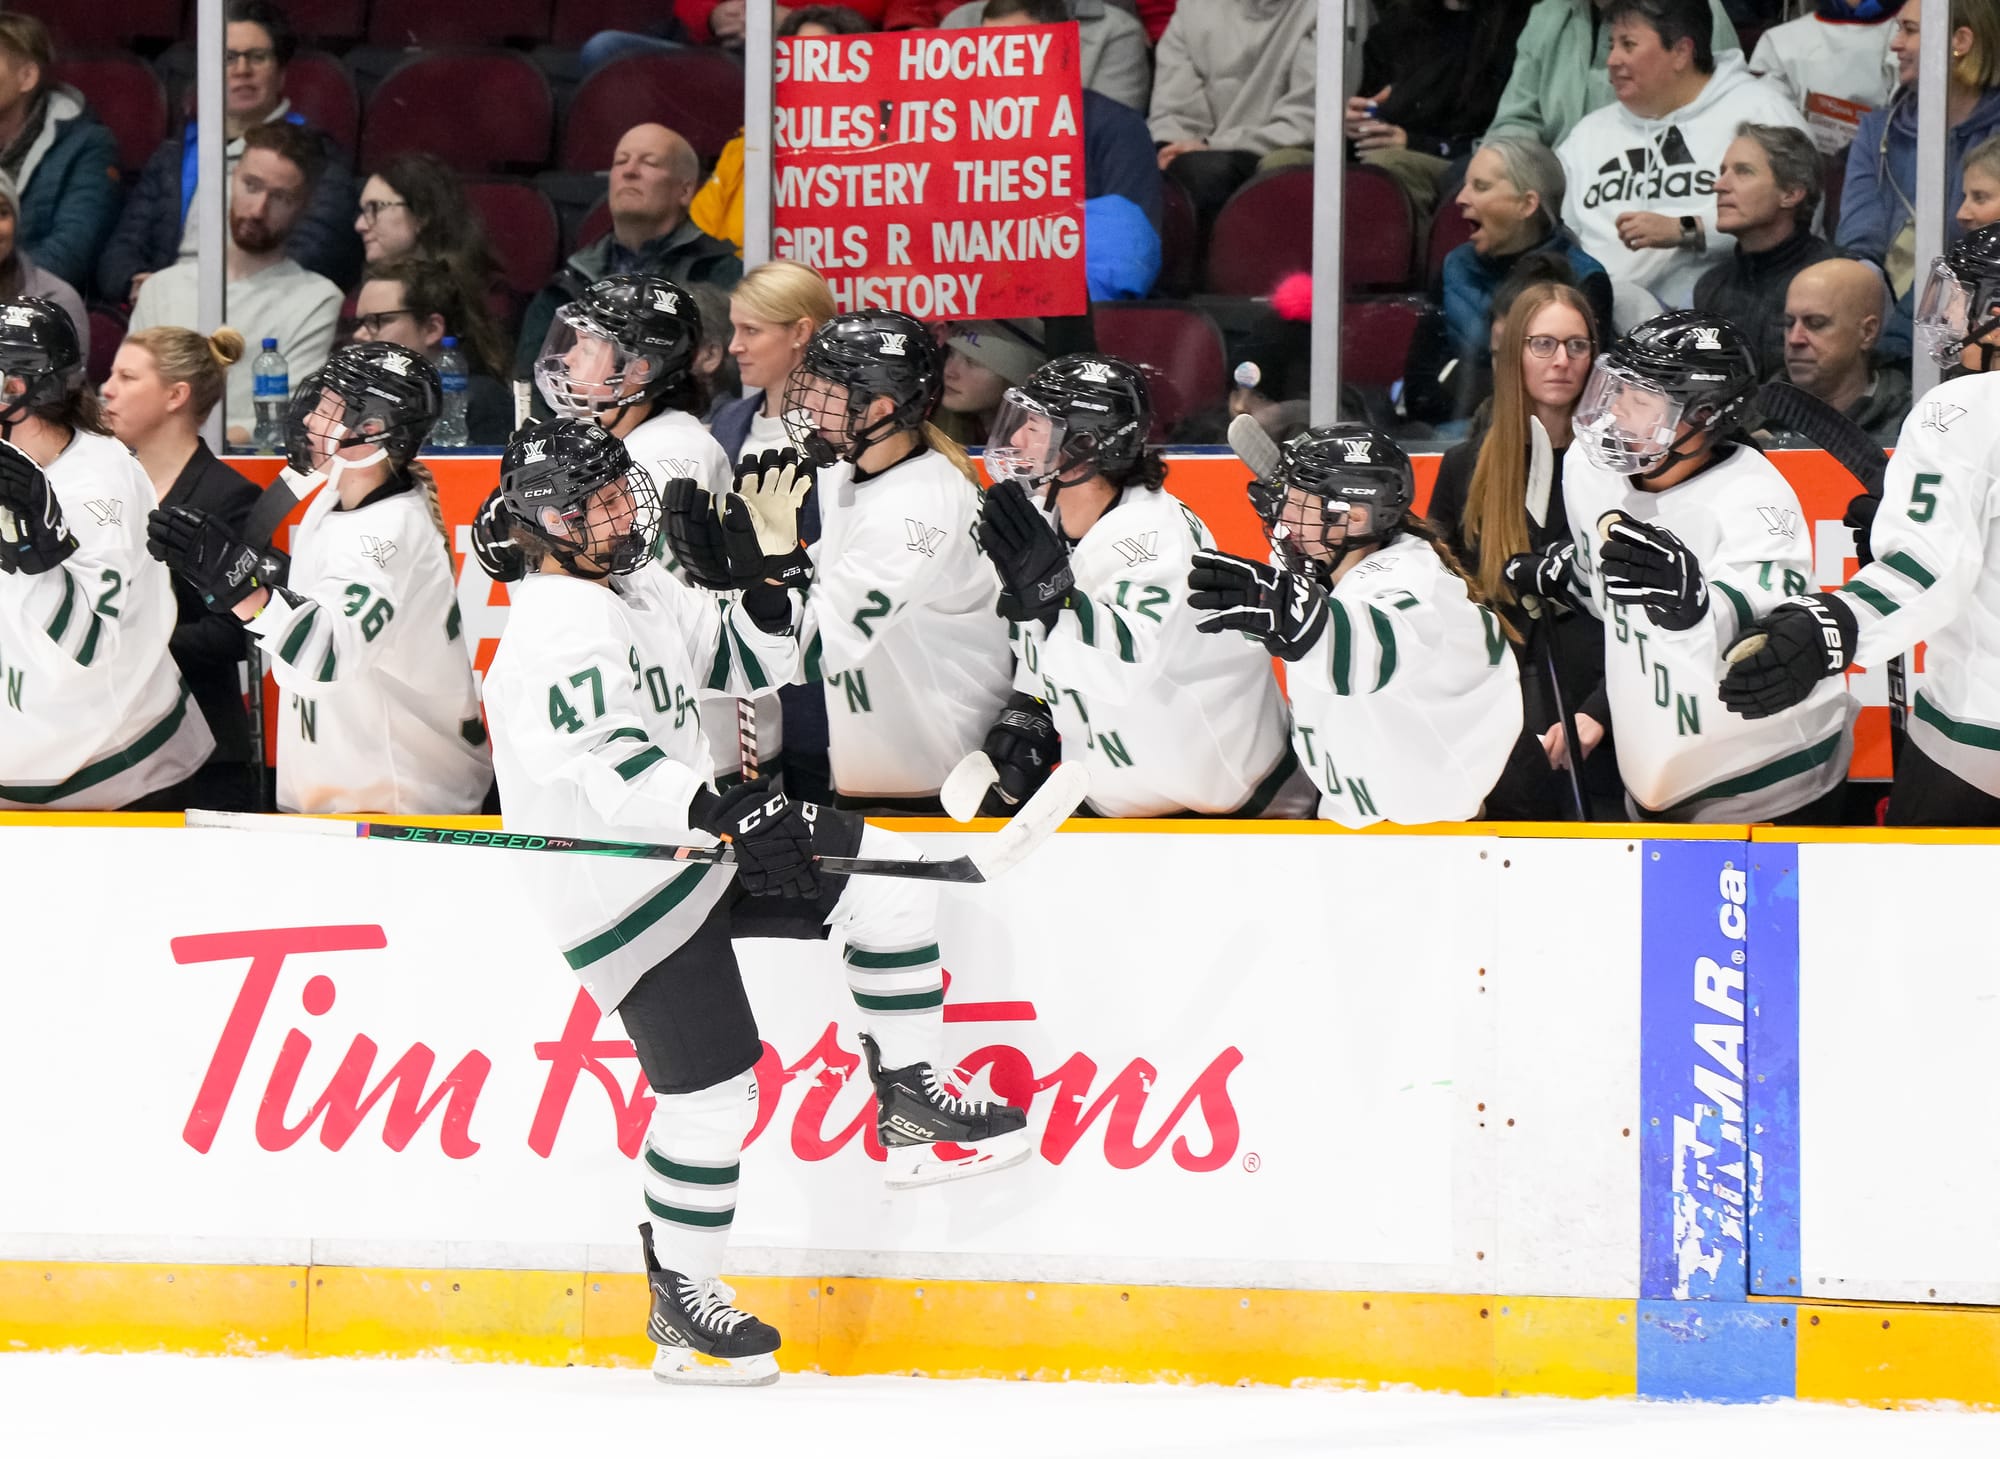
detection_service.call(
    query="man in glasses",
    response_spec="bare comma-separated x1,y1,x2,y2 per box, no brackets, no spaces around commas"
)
129,122,343,445
97,0,360,306
1692,124,1832,376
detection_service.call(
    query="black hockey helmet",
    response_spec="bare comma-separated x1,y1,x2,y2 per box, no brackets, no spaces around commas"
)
535,273,701,420
0,296,85,428
987,353,1153,489
499,417,661,578
1917,222,2000,369
285,340,441,474
1575,310,1759,476
1255,423,1415,579
782,308,941,467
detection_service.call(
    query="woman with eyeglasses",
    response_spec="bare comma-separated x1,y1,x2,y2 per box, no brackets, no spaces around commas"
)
352,256,513,446
1429,279,1610,817
354,153,502,283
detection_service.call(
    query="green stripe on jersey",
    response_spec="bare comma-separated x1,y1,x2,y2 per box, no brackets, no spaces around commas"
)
1329,601,1352,695
1111,612,1137,663
705,631,733,691
1882,550,1936,590
728,621,770,690
846,942,941,969
0,686,192,804
1071,592,1097,646
1840,579,1897,617
45,568,75,644
75,612,103,667
1712,580,1751,636
1913,693,2000,751
1668,730,1844,810
616,746,665,781
278,606,318,666
1367,605,1396,690
562,865,714,971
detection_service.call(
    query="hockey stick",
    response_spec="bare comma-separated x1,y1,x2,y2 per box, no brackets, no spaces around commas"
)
185,764,1090,884
1521,599,1590,822
1227,412,1283,479
239,466,323,811
941,750,1000,823
1751,380,1904,764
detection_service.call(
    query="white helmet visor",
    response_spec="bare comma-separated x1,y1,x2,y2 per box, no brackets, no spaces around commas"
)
1573,359,1686,475
984,389,1068,484
534,306,647,419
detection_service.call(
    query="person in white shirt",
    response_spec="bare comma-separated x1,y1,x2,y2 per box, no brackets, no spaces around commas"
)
148,341,491,814
1558,0,1809,325
1186,425,1524,827
0,298,214,808
780,309,1015,810
1749,0,1898,155
128,121,342,446
483,418,1027,1387
977,354,1313,817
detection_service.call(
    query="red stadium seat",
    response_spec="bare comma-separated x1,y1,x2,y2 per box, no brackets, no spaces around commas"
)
550,0,667,47
9,0,183,52
1342,297,1426,391
576,196,612,250
1426,203,1476,289
56,56,167,176
285,50,360,162
88,307,128,387
562,51,746,169
465,181,561,298
369,0,553,46
360,53,553,174
1093,303,1228,441
284,0,370,46
1205,165,1319,297
1155,173,1199,300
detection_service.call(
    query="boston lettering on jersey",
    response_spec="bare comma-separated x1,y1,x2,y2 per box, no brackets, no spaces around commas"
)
1581,127,1718,209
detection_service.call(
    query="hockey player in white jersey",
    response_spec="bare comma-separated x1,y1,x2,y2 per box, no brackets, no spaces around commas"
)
477,274,780,780
0,298,214,809
1523,310,1855,821
1186,425,1524,827
977,354,1311,817
781,308,1013,809
483,419,1027,1386
148,341,492,814
1721,224,2000,824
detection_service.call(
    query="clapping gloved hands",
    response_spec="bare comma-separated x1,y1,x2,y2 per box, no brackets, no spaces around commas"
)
662,449,815,629
1185,549,1329,660
1595,511,1708,631
0,439,75,576
975,479,1073,628
146,505,288,614
1501,541,1578,616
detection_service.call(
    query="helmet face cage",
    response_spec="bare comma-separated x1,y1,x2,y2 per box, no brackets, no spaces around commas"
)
537,462,662,576
1916,257,1988,367
1574,358,1689,475
536,306,665,420
986,388,1069,484
502,429,663,578
1267,486,1353,580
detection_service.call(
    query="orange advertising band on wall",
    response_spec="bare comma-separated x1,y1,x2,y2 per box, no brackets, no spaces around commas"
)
230,448,1898,779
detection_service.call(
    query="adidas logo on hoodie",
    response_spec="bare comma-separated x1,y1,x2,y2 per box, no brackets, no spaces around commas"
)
1580,126,1718,209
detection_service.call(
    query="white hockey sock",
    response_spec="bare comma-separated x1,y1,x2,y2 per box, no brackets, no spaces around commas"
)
643,1070,756,1281
831,824,945,1072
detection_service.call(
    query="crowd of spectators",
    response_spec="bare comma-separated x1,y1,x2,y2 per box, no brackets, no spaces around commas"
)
0,0,1988,455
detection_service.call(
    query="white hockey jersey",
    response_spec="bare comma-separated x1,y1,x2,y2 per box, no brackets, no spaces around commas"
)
484,568,800,1011
0,430,214,808
623,409,784,781
1283,536,1523,828
1749,12,1895,154
800,447,1013,800
1565,442,1856,820
1834,373,2000,797
1011,486,1303,818
248,476,492,814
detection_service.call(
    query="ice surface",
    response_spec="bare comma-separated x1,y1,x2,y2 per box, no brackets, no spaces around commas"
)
2,1353,1996,1458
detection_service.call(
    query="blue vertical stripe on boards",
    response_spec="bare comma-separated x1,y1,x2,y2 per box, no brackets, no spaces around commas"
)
1635,1299,1798,1402
1639,840,1752,1302
1746,840,1802,1298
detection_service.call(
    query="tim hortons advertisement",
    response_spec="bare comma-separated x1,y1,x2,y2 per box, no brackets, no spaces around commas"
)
771,25,1087,320
0,828,1509,1284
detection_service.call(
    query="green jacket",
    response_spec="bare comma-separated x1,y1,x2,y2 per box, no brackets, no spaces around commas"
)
1484,0,1740,148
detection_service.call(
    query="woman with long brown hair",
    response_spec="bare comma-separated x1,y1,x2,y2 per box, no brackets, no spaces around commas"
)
1429,278,1608,816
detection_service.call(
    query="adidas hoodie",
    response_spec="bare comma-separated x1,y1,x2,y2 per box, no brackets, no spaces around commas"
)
1558,53,1808,320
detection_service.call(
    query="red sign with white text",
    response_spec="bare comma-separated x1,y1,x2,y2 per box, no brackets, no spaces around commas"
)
772,25,1087,320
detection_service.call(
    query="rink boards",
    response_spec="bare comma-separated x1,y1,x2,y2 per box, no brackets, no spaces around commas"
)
2,816,1998,1406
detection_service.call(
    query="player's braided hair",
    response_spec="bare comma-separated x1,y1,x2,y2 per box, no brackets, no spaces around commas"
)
1400,512,1523,645
407,460,450,550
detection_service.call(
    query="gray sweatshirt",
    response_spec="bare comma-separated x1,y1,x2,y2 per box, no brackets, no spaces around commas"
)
1148,0,1317,156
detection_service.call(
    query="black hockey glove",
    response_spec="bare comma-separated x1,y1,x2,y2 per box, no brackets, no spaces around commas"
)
470,486,525,584
146,505,287,614
1501,542,1578,613
1719,591,1858,720
1597,513,1708,631
1186,548,1329,662
975,479,1072,627
0,439,76,576
1842,491,1879,568
980,692,1060,814
733,448,814,592
691,781,820,899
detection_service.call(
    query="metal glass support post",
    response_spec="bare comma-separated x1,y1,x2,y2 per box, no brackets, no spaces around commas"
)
744,3,775,270
195,0,227,451
1308,0,1348,422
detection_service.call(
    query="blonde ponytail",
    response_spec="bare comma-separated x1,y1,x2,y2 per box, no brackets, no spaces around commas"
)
923,421,978,486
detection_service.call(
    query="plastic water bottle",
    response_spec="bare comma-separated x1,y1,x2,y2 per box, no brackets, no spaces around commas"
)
251,338,288,453
431,336,469,448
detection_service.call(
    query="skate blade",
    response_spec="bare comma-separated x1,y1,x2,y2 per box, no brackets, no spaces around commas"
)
883,1127,1033,1190
651,1347,780,1388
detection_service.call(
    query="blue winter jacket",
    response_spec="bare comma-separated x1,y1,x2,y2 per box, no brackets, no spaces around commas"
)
15,88,120,293
1439,223,1613,358
1839,85,2000,270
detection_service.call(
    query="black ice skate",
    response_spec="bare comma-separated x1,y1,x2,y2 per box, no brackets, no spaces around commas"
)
639,1223,780,1387
859,1032,1033,1189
